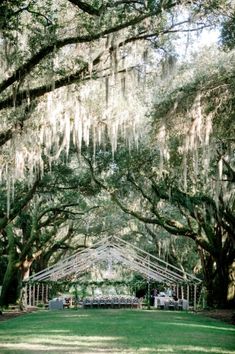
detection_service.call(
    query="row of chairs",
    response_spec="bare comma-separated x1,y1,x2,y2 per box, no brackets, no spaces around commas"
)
82,296,140,309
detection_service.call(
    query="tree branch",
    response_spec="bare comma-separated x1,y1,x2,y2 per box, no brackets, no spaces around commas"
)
68,0,148,16
0,65,90,110
0,101,37,146
0,0,187,97
0,12,152,95
0,16,204,112
67,0,101,16
82,153,109,191
0,178,40,232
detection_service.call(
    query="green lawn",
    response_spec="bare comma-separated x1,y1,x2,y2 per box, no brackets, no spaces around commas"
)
0,309,234,354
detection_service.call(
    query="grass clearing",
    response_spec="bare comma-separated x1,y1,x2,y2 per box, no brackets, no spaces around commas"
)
0,309,234,353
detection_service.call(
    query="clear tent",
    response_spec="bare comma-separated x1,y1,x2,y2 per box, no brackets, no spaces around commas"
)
24,236,202,309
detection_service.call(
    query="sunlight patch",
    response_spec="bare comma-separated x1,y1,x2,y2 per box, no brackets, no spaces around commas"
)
62,314,90,318
0,335,124,350
1,343,234,354
168,322,235,332
29,335,123,344
134,346,235,354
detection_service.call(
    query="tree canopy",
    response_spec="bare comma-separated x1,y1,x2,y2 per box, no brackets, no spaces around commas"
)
0,0,234,308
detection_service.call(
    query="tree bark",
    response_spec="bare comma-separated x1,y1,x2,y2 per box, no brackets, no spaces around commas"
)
0,225,21,307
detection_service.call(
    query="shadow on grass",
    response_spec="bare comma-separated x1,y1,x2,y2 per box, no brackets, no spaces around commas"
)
0,309,234,354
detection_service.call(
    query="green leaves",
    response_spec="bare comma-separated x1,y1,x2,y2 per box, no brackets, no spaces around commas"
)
220,14,235,50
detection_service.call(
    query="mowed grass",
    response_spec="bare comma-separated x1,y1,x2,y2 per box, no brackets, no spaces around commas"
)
0,309,235,354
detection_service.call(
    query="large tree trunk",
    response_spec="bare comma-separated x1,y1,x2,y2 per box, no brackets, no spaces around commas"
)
0,263,21,307
215,259,229,308
199,248,235,308
0,225,21,307
199,249,215,307
227,261,235,306
216,259,235,308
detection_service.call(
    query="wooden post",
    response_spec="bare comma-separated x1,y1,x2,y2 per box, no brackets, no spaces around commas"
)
202,286,206,309
74,284,78,310
147,255,150,310
181,286,184,299
176,285,179,299
42,284,44,304
23,285,27,309
194,284,197,311
187,285,190,304
46,284,49,303
33,284,35,306
29,285,32,306
25,284,28,307
37,284,39,305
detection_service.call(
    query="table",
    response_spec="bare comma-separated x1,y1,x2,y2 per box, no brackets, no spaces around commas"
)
154,296,189,310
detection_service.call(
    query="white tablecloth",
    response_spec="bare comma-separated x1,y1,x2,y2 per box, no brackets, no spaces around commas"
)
154,296,172,307
154,296,189,310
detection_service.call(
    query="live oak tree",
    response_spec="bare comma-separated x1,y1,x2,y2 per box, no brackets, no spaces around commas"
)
0,151,145,307
0,0,232,183
150,48,235,308
0,1,234,307
82,48,235,308
220,10,235,50
0,158,103,307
